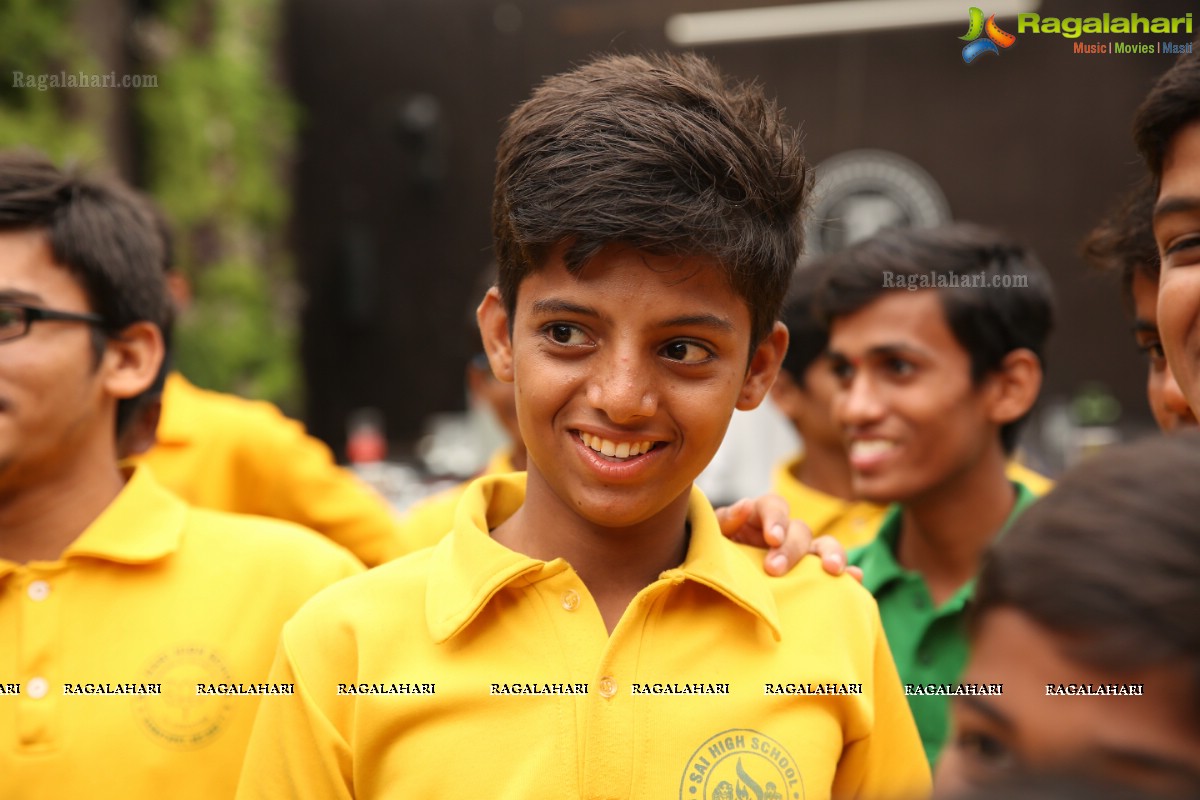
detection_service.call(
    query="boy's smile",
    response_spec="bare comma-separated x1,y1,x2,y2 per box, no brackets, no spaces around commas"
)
478,244,786,534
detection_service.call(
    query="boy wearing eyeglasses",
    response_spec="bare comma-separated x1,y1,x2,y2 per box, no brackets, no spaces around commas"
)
0,151,363,799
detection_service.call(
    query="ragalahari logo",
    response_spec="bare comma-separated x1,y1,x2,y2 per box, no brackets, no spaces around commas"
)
960,7,1016,63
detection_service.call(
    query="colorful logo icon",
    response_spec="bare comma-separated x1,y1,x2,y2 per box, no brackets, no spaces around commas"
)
960,7,1016,63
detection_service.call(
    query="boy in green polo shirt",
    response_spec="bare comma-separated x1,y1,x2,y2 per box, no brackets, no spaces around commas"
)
812,222,1055,768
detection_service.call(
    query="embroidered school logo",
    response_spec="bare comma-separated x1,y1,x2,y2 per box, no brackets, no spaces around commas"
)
960,7,1017,63
135,645,233,750
680,729,805,800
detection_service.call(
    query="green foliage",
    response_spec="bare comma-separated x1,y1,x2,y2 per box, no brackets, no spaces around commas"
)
173,260,297,407
0,0,301,412
0,0,103,160
136,0,300,411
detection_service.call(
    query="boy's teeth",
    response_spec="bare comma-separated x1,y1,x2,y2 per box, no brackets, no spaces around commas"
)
580,432,654,459
850,440,895,457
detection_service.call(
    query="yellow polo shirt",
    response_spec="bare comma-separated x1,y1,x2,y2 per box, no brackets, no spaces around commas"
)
395,449,516,553
770,457,887,550
236,473,930,800
0,467,363,799
136,373,404,566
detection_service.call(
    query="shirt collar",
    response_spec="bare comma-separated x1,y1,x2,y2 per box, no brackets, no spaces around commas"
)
773,456,858,534
65,465,187,564
855,480,1039,598
0,467,186,578
425,473,781,643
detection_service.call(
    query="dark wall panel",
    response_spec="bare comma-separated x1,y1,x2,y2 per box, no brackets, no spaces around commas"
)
286,0,1187,456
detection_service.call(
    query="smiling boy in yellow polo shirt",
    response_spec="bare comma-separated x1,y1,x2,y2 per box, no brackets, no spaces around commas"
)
237,53,929,800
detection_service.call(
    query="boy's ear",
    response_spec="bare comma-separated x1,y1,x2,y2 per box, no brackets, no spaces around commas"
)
477,287,515,383
985,348,1043,425
101,321,164,400
736,321,789,411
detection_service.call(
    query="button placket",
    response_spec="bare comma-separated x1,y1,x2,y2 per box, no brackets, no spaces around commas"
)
18,570,61,748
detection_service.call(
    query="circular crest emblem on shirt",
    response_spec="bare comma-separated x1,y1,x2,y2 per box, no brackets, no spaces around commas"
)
134,644,233,750
679,729,805,800
803,149,951,259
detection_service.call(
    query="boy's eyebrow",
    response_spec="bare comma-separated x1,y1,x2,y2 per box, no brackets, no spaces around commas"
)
1131,319,1158,335
954,695,1014,731
1153,195,1200,221
657,313,734,332
0,289,45,304
528,301,734,333
530,298,599,317
826,343,931,361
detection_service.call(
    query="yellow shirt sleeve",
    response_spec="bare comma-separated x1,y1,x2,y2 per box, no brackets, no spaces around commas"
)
236,632,355,800
832,606,933,799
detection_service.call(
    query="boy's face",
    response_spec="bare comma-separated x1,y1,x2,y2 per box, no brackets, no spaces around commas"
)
826,290,1009,505
936,608,1200,796
1130,270,1197,432
478,244,786,529
1154,119,1200,418
0,230,111,486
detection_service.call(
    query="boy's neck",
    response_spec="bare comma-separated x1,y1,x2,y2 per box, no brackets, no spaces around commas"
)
0,450,126,564
893,447,1017,606
491,463,692,634
793,438,855,500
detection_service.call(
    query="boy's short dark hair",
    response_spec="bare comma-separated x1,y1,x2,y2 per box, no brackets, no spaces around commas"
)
1080,177,1160,309
813,222,1055,453
971,431,1200,726
0,149,171,336
1133,51,1200,182
492,52,810,346
0,149,172,435
779,259,833,384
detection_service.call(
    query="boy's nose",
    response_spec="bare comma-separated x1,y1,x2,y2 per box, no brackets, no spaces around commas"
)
1162,363,1197,427
836,372,886,427
585,350,658,423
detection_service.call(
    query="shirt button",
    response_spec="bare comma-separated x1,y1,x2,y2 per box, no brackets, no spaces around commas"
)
597,676,617,698
561,589,580,612
27,580,50,601
27,677,49,699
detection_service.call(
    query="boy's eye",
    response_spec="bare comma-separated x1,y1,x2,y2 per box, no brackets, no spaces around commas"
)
954,730,1015,775
0,306,22,330
1162,234,1200,268
545,324,588,346
1138,340,1167,368
829,359,854,383
661,340,711,364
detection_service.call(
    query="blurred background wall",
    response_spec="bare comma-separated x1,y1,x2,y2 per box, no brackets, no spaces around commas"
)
286,0,1187,472
3,0,1189,483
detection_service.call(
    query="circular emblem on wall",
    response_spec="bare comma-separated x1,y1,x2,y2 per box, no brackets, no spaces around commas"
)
679,729,805,800
134,645,233,750
804,149,952,259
